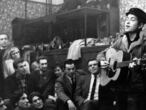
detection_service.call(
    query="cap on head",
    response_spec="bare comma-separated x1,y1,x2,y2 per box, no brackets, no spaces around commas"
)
126,8,146,24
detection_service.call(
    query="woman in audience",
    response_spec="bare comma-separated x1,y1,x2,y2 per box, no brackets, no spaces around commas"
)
3,46,30,78
54,63,64,78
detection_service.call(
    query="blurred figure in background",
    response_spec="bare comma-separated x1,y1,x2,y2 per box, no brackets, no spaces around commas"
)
0,34,13,98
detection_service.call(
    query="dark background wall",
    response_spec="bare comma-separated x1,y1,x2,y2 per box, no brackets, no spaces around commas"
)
0,0,146,41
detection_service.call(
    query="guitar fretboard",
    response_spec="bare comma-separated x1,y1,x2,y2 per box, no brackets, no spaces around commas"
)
116,59,146,68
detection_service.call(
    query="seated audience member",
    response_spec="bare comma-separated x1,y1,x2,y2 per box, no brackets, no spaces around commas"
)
0,97,7,110
4,58,30,109
28,56,56,101
29,92,49,110
54,63,64,78
15,93,31,110
41,63,64,110
75,57,115,110
3,46,30,78
30,61,40,73
55,60,77,110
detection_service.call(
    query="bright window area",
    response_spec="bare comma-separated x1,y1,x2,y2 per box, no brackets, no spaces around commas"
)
29,0,64,5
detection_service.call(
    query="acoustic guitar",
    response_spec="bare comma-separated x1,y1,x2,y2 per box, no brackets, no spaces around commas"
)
100,47,146,86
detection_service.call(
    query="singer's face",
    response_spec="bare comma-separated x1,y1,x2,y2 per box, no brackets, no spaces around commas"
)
125,14,139,33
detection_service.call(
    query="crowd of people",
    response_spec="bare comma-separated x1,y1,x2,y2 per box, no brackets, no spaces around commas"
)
0,7,146,110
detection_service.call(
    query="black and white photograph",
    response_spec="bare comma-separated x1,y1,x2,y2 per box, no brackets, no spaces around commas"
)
0,0,146,110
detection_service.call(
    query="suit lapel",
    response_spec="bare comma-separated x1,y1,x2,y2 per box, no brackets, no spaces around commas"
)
84,75,91,96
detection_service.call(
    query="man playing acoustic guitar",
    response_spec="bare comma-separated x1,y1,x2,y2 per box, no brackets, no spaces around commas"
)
107,8,146,110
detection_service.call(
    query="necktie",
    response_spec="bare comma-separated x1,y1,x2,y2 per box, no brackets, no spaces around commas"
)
90,74,97,100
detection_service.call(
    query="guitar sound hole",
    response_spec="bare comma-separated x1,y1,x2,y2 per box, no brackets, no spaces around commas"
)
113,61,117,70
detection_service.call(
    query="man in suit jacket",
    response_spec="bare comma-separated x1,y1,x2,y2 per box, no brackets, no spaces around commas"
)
75,58,115,110
28,56,56,99
55,60,77,110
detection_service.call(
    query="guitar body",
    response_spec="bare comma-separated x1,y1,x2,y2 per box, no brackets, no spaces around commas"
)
100,48,130,86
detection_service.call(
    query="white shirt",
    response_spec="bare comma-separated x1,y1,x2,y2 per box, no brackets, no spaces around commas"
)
87,74,100,100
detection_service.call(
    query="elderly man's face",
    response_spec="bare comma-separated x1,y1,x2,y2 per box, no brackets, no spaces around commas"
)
0,34,8,49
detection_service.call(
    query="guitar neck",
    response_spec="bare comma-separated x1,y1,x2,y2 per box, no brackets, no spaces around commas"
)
116,61,133,68
116,59,146,68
